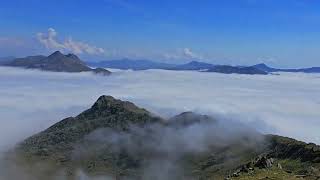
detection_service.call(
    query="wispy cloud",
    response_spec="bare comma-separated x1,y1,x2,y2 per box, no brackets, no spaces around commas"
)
37,28,105,55
163,48,204,60
183,48,203,59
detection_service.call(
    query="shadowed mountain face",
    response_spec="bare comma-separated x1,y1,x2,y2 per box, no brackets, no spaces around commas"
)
11,96,320,180
205,65,268,75
3,51,111,75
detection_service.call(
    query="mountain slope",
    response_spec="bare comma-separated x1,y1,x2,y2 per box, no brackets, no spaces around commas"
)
13,96,320,180
19,96,163,160
3,51,111,75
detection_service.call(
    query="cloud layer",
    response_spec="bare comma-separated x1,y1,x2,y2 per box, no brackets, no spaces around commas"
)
37,28,105,55
0,67,319,153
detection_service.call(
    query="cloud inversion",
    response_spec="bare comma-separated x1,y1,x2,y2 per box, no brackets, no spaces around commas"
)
0,67,319,154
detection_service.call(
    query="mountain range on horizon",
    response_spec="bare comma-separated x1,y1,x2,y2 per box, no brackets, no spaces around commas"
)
2,52,320,75
90,59,320,74
90,59,268,75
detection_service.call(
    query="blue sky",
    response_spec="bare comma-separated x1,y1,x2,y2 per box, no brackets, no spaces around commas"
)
1,0,320,67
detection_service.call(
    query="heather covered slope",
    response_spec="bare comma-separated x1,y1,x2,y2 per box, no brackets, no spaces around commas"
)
18,96,163,161
12,96,320,180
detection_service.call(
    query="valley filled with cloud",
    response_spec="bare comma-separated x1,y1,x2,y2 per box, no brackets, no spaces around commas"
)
0,66,319,153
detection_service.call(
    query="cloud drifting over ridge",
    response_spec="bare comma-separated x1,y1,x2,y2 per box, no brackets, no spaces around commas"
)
0,67,319,153
37,28,105,55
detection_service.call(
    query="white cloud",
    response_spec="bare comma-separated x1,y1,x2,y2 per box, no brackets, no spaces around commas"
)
37,28,105,55
182,48,203,59
0,67,319,154
163,48,204,60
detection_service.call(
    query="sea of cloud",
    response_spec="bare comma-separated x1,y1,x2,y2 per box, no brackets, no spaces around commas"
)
0,66,319,153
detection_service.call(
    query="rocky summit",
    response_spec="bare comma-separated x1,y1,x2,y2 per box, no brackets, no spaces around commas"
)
3,51,111,75
11,96,320,180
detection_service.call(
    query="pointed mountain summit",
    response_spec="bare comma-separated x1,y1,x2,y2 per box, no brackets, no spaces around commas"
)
4,51,111,75
253,63,276,72
48,50,65,58
18,95,163,160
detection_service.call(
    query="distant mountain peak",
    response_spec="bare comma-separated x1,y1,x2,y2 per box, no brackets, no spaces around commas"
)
48,50,64,57
93,95,118,108
91,95,149,115
3,51,111,75
187,60,211,65
254,63,270,67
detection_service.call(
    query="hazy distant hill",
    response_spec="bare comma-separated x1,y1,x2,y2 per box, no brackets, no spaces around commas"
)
205,65,268,75
89,59,177,70
167,61,215,70
0,56,16,65
254,63,320,73
3,51,111,75
13,95,320,180
91,59,268,75
90,59,320,75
